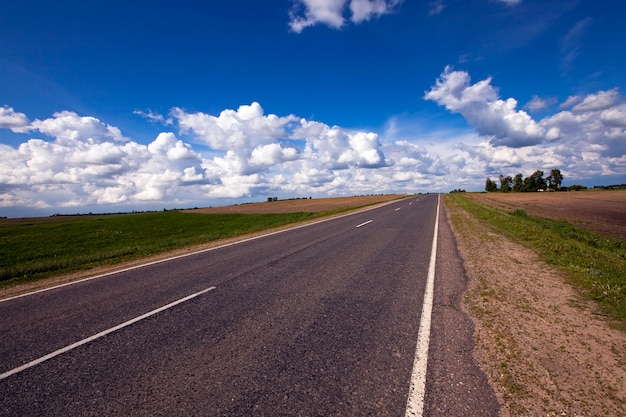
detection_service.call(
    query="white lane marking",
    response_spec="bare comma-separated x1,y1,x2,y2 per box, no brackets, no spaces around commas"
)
405,194,440,417
356,220,373,228
395,208,401,211
0,286,216,380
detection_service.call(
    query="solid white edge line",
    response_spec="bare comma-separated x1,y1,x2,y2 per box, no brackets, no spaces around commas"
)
0,286,216,380
405,194,440,417
1,198,407,304
356,220,373,228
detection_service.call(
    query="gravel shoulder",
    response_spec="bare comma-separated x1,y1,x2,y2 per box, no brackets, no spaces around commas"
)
445,197,626,416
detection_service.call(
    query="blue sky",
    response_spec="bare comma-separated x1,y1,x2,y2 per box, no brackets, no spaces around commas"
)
1,0,625,216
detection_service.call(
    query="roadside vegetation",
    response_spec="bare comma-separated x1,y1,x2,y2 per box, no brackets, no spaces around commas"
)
0,210,321,286
445,193,626,328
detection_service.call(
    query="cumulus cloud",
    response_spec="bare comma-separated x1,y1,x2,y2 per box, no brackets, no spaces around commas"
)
0,106,30,133
571,88,620,113
425,66,546,147
0,110,213,210
525,95,557,112
172,102,298,152
560,95,582,109
2,85,625,215
600,104,626,127
0,103,393,213
249,143,299,167
541,89,626,159
425,66,626,181
289,0,401,33
350,0,399,22
30,111,128,145
172,103,387,175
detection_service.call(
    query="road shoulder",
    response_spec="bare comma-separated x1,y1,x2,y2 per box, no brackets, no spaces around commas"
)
445,198,626,416
424,199,500,416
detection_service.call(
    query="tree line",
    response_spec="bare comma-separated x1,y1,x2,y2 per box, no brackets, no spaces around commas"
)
485,169,563,192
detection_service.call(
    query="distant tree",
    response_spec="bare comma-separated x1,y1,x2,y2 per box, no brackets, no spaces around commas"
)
485,178,498,192
512,173,524,192
499,175,513,192
546,169,563,191
569,184,587,191
525,170,546,192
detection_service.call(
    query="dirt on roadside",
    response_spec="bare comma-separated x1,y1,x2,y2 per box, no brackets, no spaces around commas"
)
446,196,626,416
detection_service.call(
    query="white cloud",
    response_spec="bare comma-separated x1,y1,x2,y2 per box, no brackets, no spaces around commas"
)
1,88,625,215
172,102,297,151
134,109,173,125
422,67,626,183
560,95,582,109
0,106,30,133
601,104,626,127
292,119,386,169
0,102,397,213
289,0,346,32
425,67,546,147
30,111,128,145
249,143,299,167
525,95,557,112
0,111,214,210
350,0,400,23
289,0,401,33
572,88,621,113
148,132,198,161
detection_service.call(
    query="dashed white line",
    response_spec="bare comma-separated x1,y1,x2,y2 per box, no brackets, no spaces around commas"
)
405,194,440,417
356,220,373,228
395,208,401,211
0,286,216,380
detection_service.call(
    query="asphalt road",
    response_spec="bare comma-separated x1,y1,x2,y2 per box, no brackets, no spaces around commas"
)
0,195,499,416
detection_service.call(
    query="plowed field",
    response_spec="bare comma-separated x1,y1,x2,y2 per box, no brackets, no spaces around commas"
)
189,194,407,214
465,190,626,238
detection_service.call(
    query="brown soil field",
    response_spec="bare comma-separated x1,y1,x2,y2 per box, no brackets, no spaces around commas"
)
188,194,408,214
464,190,626,238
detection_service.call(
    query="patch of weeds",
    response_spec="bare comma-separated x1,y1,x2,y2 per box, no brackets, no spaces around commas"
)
512,208,528,218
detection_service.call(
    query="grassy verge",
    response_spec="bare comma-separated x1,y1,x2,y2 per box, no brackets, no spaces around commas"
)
445,193,626,329
0,210,323,286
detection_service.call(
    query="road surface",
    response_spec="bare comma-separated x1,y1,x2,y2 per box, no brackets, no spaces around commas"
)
0,195,498,416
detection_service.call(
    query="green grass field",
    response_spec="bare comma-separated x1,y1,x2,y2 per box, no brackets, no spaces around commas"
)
0,210,318,286
445,194,626,328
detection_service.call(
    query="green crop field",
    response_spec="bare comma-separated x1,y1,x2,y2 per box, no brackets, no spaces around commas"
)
0,210,318,286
